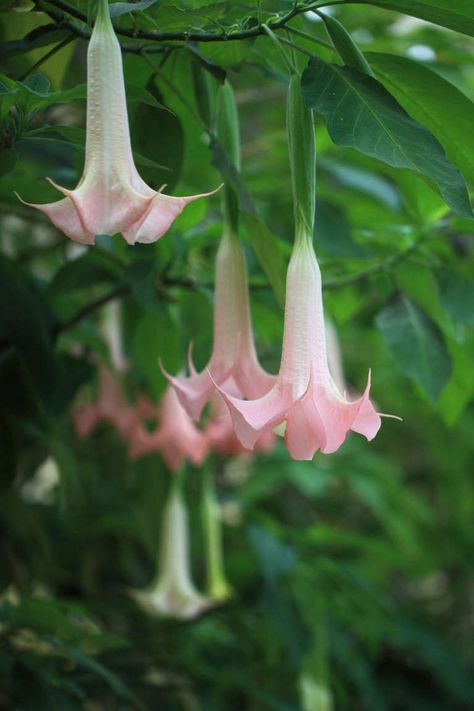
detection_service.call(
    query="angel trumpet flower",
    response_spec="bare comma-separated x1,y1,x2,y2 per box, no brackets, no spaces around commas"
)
128,386,209,471
166,228,275,421
133,475,210,619
20,0,215,244
215,75,381,460
73,365,137,438
217,238,381,460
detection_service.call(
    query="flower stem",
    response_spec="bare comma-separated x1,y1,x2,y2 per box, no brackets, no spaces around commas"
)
201,465,232,601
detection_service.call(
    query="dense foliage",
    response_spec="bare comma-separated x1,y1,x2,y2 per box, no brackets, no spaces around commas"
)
1,1,474,708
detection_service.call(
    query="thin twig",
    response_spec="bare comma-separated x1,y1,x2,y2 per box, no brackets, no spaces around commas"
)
35,0,319,45
323,235,428,290
56,284,130,335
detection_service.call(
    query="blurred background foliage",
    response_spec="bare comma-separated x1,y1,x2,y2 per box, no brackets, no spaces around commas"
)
1,0,474,708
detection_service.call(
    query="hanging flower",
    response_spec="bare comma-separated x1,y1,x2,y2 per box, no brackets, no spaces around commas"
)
215,239,381,460
133,476,210,619
214,75,381,460
166,228,275,421
19,0,217,244
128,385,209,471
73,365,137,438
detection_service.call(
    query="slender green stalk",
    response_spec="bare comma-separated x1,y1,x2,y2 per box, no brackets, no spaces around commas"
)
201,465,232,601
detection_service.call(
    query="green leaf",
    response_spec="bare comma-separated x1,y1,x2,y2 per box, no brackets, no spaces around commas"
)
133,78,184,192
197,39,254,70
48,251,124,295
108,0,158,17
301,57,472,218
132,309,180,398
367,52,474,185
437,269,474,326
376,293,452,401
349,0,474,36
125,259,159,310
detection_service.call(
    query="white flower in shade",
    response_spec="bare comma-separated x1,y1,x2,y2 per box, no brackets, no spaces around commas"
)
133,479,210,619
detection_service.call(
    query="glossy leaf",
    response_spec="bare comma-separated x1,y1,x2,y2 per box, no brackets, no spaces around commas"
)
350,0,474,36
368,52,474,185
301,57,472,217
376,293,452,400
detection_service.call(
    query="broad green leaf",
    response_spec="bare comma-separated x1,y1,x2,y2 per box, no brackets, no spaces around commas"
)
198,39,254,69
350,0,474,36
301,58,472,218
133,78,184,192
125,259,159,310
437,269,474,326
368,53,474,185
48,251,124,295
132,309,180,398
376,294,452,401
437,340,474,425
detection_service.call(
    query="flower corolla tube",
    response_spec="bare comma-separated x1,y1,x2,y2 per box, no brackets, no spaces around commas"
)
20,0,216,244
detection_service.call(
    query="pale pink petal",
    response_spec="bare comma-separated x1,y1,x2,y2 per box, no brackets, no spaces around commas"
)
216,382,294,450
17,192,94,245
350,375,381,441
125,189,220,245
73,405,101,437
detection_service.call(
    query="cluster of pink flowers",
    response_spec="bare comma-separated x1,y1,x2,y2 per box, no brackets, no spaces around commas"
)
73,366,275,472
28,0,388,620
30,1,382,465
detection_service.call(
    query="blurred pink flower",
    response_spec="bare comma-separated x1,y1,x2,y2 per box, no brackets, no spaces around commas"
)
20,0,216,244
129,386,209,471
166,229,275,420
73,365,137,438
216,239,381,460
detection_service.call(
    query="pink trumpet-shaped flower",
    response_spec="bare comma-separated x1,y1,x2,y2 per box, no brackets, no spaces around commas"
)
20,0,216,245
128,386,209,471
73,365,137,437
216,238,381,461
166,229,275,420
205,392,275,457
